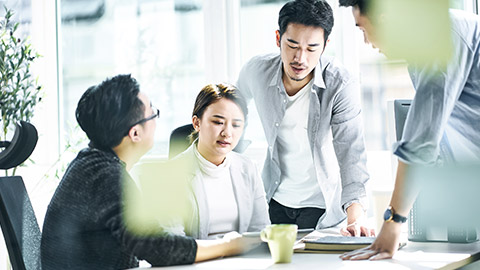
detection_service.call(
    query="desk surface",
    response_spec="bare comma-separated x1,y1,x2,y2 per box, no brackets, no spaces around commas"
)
131,227,480,270
134,238,480,270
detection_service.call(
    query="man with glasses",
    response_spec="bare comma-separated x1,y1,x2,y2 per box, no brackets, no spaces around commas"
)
41,74,253,269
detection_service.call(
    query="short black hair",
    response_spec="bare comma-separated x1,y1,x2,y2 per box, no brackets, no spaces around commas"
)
278,0,334,43
75,74,145,150
339,0,370,15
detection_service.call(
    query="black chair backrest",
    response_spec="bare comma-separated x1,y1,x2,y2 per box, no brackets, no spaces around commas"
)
0,176,42,270
168,124,251,159
168,124,195,159
0,121,38,170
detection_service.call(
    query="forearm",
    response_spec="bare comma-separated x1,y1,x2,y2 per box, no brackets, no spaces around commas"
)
389,160,421,217
345,202,364,224
195,239,227,262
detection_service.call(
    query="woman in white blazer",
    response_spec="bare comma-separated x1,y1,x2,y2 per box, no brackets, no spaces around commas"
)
172,83,270,239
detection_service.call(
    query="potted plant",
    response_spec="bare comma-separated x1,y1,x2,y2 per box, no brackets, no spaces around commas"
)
0,7,43,176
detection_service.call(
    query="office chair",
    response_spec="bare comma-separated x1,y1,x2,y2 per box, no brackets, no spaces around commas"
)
0,121,38,170
168,124,251,159
0,176,42,270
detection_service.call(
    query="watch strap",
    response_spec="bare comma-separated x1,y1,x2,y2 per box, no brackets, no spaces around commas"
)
385,206,407,223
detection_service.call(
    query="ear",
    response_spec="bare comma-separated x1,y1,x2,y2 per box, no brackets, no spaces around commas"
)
127,126,142,143
192,115,200,132
275,30,281,48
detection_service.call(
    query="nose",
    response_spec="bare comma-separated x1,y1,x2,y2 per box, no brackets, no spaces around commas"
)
362,31,373,47
221,124,232,138
294,49,306,64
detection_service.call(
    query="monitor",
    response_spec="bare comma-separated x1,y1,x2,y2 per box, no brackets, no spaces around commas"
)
392,99,478,243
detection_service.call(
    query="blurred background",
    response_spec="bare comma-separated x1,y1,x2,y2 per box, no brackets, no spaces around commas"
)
0,1,478,268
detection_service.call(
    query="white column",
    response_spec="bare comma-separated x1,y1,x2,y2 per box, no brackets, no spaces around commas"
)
203,0,241,83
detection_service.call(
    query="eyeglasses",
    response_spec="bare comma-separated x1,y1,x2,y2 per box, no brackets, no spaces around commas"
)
125,106,160,135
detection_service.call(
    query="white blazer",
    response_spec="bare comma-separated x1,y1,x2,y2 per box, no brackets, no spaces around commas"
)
172,144,270,239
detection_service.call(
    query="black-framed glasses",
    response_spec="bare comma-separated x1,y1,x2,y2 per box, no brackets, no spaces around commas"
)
125,106,160,135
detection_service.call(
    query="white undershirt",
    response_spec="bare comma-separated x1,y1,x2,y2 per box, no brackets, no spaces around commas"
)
194,145,239,237
273,79,325,209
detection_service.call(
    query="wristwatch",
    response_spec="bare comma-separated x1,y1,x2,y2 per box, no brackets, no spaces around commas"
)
384,206,407,223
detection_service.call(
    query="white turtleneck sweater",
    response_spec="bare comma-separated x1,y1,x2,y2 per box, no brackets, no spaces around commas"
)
194,145,239,238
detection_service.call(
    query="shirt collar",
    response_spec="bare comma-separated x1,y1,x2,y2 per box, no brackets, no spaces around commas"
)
192,139,231,170
268,57,283,88
313,56,327,90
270,55,327,90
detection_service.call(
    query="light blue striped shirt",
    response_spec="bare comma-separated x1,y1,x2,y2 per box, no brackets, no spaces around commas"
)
237,54,369,228
394,9,480,165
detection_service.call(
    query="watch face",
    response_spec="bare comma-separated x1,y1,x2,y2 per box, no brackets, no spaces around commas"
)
384,208,392,221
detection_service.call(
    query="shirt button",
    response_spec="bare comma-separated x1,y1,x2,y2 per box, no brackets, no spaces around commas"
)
275,122,279,127
275,181,279,185
283,99,286,103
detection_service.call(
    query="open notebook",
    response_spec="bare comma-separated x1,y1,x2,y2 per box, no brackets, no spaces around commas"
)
294,230,406,254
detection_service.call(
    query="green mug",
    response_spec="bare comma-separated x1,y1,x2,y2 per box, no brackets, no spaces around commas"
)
260,224,298,263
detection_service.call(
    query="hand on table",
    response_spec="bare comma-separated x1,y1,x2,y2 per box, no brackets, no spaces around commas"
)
339,220,402,260
340,222,375,237
340,202,375,237
222,231,261,256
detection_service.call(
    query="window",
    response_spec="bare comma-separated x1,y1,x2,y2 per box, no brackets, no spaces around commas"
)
59,0,205,156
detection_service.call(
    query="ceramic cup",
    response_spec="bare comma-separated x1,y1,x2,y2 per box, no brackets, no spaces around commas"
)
260,224,298,263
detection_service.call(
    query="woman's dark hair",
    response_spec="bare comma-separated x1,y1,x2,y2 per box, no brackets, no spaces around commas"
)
339,0,370,15
278,0,334,44
75,74,145,150
189,83,248,143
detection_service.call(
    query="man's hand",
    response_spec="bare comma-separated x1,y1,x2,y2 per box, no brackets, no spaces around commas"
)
340,220,402,260
195,231,261,262
221,232,262,257
340,202,375,237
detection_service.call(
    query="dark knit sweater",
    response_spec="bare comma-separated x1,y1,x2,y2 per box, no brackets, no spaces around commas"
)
41,148,197,269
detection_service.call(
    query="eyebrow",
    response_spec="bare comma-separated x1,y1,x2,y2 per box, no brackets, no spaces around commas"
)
286,38,321,47
212,115,225,119
212,115,244,122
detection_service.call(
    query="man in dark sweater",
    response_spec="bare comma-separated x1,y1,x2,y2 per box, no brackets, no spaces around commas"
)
41,74,251,269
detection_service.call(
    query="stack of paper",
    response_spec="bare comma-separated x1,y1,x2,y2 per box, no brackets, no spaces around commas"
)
295,236,376,253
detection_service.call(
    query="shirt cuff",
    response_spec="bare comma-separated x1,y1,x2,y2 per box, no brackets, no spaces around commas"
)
342,200,364,214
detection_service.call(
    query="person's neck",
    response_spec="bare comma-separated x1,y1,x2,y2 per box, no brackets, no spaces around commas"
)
282,72,313,96
112,145,140,171
196,144,225,166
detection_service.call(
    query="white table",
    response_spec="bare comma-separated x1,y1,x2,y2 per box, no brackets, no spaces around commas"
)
134,238,480,270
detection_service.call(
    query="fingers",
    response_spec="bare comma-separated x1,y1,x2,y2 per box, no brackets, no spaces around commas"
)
370,251,393,260
342,225,376,237
223,231,242,241
340,227,352,236
349,249,379,260
360,226,374,237
342,222,360,237
340,246,385,261
353,225,360,237
339,246,373,260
